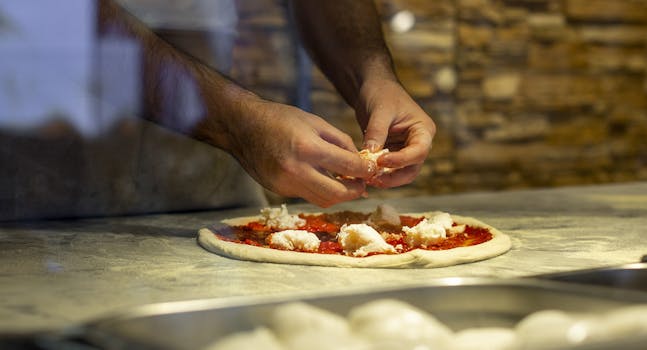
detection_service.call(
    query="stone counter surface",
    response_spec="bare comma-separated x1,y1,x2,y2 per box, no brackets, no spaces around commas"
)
1,182,647,333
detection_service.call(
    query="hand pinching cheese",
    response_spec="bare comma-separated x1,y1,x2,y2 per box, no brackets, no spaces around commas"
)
337,224,396,257
269,230,320,252
260,204,305,230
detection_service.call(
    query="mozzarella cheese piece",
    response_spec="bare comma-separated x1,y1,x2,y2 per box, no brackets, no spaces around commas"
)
403,212,454,248
260,204,305,230
427,211,453,228
359,149,393,176
359,148,389,163
269,230,320,252
368,203,401,227
337,223,396,257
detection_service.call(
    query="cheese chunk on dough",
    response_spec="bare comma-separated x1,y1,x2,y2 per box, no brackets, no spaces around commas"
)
269,230,320,252
403,212,454,248
260,204,305,230
338,224,396,257
426,211,453,229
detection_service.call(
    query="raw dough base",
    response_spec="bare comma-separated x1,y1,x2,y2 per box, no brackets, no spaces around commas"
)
198,213,511,268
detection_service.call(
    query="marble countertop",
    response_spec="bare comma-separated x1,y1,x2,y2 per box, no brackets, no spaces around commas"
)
1,182,647,334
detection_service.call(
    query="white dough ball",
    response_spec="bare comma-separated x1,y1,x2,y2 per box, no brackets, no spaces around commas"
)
515,309,594,348
270,302,352,344
280,330,368,350
603,304,647,340
348,299,453,349
451,327,517,350
203,327,284,350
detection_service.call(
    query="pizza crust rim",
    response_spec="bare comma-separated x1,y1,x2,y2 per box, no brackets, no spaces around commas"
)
197,212,511,268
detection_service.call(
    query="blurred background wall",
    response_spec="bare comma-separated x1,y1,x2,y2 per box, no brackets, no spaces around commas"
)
1,0,644,220
219,0,647,199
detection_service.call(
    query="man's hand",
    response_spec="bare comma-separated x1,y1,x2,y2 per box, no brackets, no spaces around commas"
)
223,98,375,207
355,77,436,188
291,0,435,191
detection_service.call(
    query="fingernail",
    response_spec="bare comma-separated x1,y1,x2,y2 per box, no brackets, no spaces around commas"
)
363,140,379,152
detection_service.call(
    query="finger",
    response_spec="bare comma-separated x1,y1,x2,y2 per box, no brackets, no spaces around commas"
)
368,164,422,188
362,108,393,152
278,172,337,208
379,126,433,169
306,114,358,152
301,168,367,207
311,141,376,179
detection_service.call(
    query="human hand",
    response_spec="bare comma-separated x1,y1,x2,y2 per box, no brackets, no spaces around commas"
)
354,78,436,188
225,99,375,207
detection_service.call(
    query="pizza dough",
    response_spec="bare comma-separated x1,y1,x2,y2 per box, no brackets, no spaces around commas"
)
204,301,647,350
197,212,511,268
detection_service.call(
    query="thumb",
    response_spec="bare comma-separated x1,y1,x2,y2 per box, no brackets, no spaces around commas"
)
362,109,391,152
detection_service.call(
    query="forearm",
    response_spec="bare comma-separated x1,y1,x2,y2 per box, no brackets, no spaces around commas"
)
289,0,397,108
97,0,257,152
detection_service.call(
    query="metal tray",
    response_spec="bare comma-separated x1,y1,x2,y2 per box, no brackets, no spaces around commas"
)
533,263,647,292
73,278,647,350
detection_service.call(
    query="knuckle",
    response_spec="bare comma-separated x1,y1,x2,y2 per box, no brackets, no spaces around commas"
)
429,124,437,138
292,138,317,159
340,133,354,146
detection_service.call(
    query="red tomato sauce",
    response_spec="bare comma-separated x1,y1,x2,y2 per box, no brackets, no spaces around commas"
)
216,213,492,255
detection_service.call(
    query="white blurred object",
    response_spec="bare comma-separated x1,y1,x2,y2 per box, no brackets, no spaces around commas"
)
435,66,457,93
602,304,647,341
270,302,365,350
348,299,453,349
515,310,586,348
204,327,284,350
390,10,415,33
451,327,517,350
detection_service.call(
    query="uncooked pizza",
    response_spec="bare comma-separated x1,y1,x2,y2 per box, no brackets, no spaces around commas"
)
198,204,511,268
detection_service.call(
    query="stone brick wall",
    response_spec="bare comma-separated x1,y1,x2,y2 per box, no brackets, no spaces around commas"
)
233,0,647,199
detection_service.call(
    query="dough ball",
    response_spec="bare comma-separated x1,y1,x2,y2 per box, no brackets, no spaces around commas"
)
515,309,589,348
348,299,453,348
279,330,368,350
450,327,517,350
203,327,284,350
603,304,647,340
270,302,352,342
